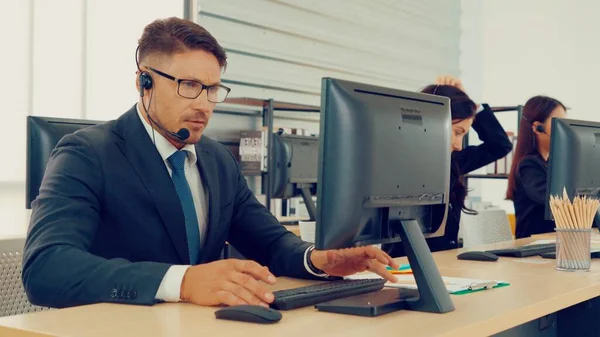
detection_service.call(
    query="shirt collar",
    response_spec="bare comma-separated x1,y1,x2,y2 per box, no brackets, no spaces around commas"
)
136,103,197,166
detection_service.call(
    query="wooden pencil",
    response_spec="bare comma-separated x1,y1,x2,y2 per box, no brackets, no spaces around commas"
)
549,190,600,268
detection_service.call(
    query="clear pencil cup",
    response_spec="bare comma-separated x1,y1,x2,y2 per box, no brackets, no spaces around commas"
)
555,228,592,272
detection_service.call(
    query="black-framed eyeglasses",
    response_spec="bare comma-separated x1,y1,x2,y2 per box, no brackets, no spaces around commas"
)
146,66,231,103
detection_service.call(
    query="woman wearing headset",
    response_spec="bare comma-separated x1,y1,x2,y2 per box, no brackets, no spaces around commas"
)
506,96,568,238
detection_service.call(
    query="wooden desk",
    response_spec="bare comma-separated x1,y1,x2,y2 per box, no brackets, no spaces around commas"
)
280,216,308,236
283,225,300,236
277,216,310,223
2,237,600,337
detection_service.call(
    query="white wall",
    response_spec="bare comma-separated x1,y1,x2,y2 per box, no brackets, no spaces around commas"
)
198,0,464,166
0,1,182,231
461,0,600,213
1,1,32,184
85,0,184,121
0,0,182,185
199,0,463,107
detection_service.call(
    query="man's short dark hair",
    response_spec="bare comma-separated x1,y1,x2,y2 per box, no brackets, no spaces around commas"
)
138,17,227,70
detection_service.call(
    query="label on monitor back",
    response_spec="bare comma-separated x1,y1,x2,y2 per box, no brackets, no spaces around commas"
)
364,193,445,207
576,188,600,198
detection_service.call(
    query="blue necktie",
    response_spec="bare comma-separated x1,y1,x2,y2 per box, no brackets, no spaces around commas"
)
167,151,201,265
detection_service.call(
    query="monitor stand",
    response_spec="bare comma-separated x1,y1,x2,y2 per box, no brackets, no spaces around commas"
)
298,183,317,221
397,219,454,313
315,219,455,316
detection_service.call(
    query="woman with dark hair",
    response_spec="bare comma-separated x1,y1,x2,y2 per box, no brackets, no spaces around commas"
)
506,96,568,238
387,77,513,256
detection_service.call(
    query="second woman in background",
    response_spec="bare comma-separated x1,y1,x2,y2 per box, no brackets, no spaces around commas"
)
506,96,567,238
386,76,513,256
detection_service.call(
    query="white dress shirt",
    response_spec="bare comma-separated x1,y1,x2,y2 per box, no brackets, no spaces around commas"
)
137,104,325,302
136,104,208,302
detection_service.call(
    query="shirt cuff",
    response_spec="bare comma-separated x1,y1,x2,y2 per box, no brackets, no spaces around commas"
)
304,245,328,278
155,265,191,302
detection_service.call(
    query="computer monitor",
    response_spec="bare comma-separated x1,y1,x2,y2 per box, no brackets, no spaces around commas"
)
315,78,454,314
26,116,101,209
546,118,600,220
270,133,319,220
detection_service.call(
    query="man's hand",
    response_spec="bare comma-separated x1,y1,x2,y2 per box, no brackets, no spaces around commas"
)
310,246,400,283
435,75,466,93
180,259,276,307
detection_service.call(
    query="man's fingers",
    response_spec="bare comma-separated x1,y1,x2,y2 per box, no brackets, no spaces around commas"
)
388,258,400,269
359,247,400,270
349,247,391,266
319,247,399,274
367,260,398,283
342,246,374,260
234,260,276,284
358,247,388,265
222,281,269,307
375,252,389,265
216,290,249,307
354,248,392,271
230,272,274,304
379,250,399,269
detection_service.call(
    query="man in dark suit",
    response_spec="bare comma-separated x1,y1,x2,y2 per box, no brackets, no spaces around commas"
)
22,17,397,309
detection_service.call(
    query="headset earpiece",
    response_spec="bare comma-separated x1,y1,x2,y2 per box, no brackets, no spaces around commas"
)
138,72,152,97
536,124,546,133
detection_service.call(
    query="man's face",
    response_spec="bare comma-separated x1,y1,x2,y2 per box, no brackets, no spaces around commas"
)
139,49,222,145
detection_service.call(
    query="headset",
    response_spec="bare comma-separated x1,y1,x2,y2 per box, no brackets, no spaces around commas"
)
522,114,547,134
136,46,190,142
535,124,546,134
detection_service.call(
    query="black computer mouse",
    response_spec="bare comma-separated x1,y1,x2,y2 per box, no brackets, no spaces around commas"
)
457,251,499,262
214,305,282,324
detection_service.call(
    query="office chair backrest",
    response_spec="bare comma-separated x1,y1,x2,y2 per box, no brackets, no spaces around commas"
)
461,209,514,248
26,116,101,209
0,237,50,317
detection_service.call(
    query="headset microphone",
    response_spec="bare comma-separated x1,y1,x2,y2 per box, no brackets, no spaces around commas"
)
144,104,191,141
174,128,190,141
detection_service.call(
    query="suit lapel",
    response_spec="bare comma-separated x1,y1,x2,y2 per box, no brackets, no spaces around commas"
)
113,106,190,264
195,142,221,263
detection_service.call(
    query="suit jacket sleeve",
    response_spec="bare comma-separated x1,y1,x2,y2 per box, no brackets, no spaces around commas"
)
517,157,548,205
453,104,513,174
224,151,318,279
22,133,171,308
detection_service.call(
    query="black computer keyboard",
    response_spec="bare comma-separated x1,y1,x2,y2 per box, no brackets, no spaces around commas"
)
270,278,387,310
486,243,556,258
